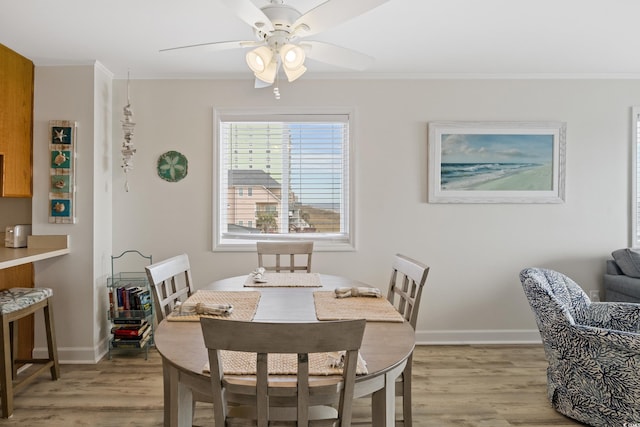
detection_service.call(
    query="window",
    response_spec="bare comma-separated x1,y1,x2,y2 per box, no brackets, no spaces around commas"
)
633,107,640,248
214,110,354,250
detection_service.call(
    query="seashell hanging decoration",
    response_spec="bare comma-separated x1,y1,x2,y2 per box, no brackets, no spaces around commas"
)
121,70,136,192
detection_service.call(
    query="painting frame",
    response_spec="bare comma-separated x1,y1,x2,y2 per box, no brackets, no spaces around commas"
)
48,120,77,223
427,121,566,204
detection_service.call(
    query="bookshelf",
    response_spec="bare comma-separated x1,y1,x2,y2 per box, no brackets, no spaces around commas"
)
107,250,153,360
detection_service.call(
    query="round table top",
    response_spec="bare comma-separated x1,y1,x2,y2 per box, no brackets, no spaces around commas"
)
154,274,415,386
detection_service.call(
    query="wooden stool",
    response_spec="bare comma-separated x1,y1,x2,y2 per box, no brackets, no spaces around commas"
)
0,288,60,418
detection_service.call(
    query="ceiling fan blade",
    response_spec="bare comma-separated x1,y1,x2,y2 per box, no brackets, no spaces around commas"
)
254,78,273,89
159,40,260,53
302,41,374,71
293,0,390,37
220,0,274,33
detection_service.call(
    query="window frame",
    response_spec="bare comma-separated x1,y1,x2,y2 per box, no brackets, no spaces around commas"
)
212,108,356,252
633,107,640,248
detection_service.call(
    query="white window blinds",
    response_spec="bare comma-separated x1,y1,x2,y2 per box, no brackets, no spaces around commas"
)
215,112,353,248
633,107,640,248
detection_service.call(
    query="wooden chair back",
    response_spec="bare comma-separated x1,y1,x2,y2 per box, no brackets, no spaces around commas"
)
144,253,194,323
200,318,365,427
387,253,430,329
256,241,314,273
385,253,429,426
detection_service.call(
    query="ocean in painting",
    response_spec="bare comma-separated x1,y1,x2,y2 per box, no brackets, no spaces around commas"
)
441,162,549,191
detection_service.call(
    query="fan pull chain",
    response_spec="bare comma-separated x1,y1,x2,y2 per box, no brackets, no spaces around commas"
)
273,68,281,99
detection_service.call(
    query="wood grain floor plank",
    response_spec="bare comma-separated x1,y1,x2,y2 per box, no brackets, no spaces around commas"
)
0,344,583,426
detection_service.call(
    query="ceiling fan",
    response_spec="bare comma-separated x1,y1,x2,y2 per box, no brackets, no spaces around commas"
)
160,0,389,93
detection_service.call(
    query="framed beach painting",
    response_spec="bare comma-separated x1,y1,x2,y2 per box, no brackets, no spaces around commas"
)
428,121,566,203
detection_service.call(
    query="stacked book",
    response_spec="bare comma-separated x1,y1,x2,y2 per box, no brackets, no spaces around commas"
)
111,320,152,349
109,285,153,318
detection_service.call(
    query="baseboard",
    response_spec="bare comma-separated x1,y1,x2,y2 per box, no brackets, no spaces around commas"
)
416,329,542,345
33,337,110,364
34,329,543,363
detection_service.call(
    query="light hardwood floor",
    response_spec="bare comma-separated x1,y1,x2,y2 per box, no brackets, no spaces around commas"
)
3,345,584,427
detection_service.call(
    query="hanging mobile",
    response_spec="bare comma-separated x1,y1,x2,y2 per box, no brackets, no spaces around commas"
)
121,70,136,192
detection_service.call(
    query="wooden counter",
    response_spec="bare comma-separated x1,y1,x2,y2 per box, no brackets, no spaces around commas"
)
0,235,69,270
0,234,69,360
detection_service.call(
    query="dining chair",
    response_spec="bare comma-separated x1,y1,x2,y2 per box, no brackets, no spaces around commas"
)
387,253,429,427
387,254,430,329
355,253,430,427
200,317,366,427
256,241,314,273
144,253,212,416
144,253,194,323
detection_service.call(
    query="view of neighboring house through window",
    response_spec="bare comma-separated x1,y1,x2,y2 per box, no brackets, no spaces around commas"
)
215,111,353,249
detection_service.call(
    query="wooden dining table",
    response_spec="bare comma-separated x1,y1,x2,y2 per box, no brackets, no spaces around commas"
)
153,273,416,427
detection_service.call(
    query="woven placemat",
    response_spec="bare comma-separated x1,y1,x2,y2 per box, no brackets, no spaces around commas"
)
244,272,322,287
313,291,405,322
167,290,260,322
204,351,368,376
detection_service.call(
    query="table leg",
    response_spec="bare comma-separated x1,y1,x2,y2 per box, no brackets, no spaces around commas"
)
162,359,175,427
163,358,194,427
371,359,407,427
371,372,395,427
177,379,194,427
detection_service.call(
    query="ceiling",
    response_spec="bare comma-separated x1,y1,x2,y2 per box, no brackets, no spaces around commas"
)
3,0,640,80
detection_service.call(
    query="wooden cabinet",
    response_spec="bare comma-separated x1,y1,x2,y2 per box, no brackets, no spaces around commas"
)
0,44,34,197
0,263,34,360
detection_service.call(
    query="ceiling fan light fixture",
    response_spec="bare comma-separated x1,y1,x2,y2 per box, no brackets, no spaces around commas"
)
246,46,273,73
164,0,388,93
254,60,278,84
280,44,305,71
284,64,307,82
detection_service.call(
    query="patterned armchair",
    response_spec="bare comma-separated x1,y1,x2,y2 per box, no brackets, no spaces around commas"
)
519,267,640,427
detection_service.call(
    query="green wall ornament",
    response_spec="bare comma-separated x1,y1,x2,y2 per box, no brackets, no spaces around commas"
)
157,150,188,182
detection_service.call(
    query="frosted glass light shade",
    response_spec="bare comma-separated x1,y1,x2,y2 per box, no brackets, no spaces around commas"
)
283,64,307,82
280,44,305,71
246,46,273,73
280,44,306,82
254,60,277,84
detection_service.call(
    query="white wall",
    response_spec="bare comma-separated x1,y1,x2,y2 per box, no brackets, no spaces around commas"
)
21,60,635,360
92,64,113,353
27,73,637,361
28,72,638,360
32,64,112,362
110,78,634,345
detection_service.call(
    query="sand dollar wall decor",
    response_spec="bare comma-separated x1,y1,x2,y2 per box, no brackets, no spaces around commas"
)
157,150,188,182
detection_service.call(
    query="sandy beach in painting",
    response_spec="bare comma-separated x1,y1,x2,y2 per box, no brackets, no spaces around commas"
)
470,164,551,190
441,164,552,191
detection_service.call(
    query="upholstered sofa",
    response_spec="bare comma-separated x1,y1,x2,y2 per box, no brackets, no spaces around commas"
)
603,248,640,302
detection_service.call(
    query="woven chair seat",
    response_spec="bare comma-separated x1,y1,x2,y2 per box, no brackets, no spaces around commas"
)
0,286,59,418
0,288,53,315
